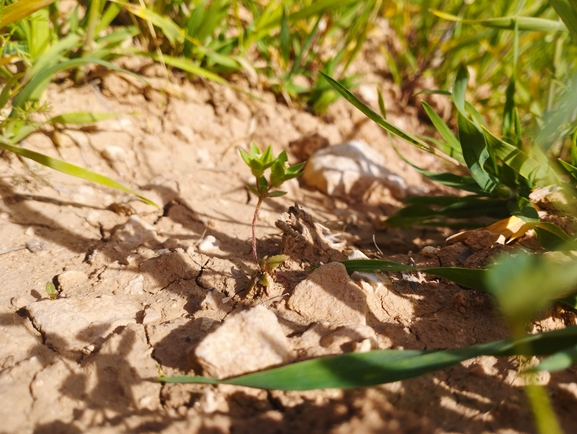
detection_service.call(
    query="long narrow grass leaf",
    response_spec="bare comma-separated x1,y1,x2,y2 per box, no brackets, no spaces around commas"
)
0,142,157,206
158,326,577,390
46,112,120,125
321,72,439,156
0,0,57,28
431,10,568,32
421,101,464,163
13,58,145,110
548,0,577,40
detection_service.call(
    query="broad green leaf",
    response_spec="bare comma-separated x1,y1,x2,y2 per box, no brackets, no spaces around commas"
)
457,111,499,192
534,222,577,250
507,197,539,222
483,126,555,184
158,326,577,390
0,142,157,207
431,10,568,33
268,190,287,197
45,281,57,300
558,159,577,181
46,112,120,125
452,67,498,192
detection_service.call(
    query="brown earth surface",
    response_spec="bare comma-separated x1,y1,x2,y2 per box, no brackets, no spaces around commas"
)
1,53,577,434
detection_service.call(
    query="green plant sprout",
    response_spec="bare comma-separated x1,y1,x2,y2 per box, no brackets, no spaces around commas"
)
239,142,304,293
45,281,57,300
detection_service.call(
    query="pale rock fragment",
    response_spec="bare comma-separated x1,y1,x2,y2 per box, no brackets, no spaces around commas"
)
420,245,438,258
143,307,162,324
197,235,221,253
193,305,293,379
287,262,368,325
25,239,45,252
56,270,89,292
26,295,140,358
102,145,126,161
124,274,144,295
319,324,379,352
302,140,408,200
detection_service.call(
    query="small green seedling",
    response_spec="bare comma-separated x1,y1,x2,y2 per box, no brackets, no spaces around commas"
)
45,281,57,300
240,142,304,295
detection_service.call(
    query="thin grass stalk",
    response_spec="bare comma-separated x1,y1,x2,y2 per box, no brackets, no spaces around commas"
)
251,196,263,267
74,0,101,83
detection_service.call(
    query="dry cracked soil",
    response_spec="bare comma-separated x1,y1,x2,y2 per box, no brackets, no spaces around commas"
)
1,53,577,434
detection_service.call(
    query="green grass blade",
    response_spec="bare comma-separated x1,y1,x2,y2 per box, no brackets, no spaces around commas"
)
548,0,577,40
391,140,480,194
431,10,568,32
0,0,57,28
341,259,490,291
0,142,157,207
131,50,250,95
46,112,120,125
320,72,439,156
279,6,290,66
0,72,25,110
482,126,555,184
384,199,509,228
115,0,183,46
531,344,577,373
558,158,577,181
24,33,81,83
13,57,145,110
421,101,464,163
158,326,577,390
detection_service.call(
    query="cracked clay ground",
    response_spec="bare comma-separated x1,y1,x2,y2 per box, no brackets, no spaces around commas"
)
1,57,577,433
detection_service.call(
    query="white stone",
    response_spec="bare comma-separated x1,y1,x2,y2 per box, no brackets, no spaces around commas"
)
302,140,408,199
197,235,221,253
193,305,293,379
287,262,368,326
142,307,162,324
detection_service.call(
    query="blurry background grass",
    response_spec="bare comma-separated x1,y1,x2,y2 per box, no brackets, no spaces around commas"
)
2,0,576,118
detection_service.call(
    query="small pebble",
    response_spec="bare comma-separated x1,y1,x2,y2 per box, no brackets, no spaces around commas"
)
198,235,221,253
142,308,161,324
420,246,438,258
26,240,45,253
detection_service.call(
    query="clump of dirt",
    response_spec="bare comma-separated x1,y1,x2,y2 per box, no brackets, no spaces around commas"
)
1,55,576,434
